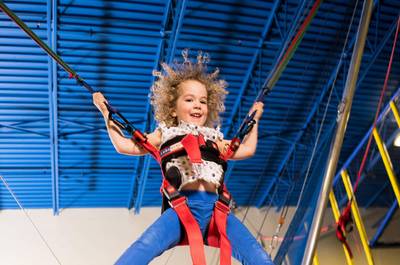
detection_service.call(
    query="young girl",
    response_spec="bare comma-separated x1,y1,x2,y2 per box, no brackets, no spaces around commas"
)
93,50,273,265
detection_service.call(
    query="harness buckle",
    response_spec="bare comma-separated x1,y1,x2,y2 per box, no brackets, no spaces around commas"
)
215,191,231,214
169,196,187,209
218,191,231,207
215,200,230,214
163,185,187,209
162,185,181,201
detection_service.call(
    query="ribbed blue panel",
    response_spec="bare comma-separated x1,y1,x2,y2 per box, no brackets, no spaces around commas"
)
1,0,399,210
0,0,51,208
55,0,165,208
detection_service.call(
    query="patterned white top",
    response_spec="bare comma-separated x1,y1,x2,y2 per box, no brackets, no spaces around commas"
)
158,120,225,190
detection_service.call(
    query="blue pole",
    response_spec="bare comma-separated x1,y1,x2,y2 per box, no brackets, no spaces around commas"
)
370,200,398,246
47,0,59,215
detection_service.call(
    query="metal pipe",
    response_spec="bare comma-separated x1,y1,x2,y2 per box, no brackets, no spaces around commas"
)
261,0,323,98
301,1,374,264
47,0,60,215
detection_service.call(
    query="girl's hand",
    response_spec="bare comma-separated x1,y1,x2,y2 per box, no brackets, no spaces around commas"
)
249,101,264,121
93,92,109,115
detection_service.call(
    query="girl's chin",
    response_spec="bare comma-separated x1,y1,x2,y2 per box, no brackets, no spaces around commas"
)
182,118,206,126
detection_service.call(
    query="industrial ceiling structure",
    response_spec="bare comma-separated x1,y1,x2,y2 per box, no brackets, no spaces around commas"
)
0,0,399,218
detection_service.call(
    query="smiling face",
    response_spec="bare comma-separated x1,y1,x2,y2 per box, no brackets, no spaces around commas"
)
174,79,209,126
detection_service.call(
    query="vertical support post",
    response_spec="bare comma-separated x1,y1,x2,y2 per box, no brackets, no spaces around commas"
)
47,0,59,215
329,191,354,265
341,170,375,265
301,1,374,264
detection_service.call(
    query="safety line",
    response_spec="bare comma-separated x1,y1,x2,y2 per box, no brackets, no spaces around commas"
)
0,175,62,265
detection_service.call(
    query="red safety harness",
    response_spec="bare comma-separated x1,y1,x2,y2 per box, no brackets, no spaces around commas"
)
336,203,353,257
132,131,233,265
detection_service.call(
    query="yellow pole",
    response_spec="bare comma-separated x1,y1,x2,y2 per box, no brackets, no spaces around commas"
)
372,128,400,207
389,101,400,127
341,170,375,265
329,191,354,265
313,253,320,265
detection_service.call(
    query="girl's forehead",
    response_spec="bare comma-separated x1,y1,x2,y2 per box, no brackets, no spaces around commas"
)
179,80,208,96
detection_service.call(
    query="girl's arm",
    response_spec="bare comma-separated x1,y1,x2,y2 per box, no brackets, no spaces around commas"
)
219,102,264,160
93,92,161,155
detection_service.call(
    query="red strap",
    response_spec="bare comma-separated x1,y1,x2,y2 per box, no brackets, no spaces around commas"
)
171,197,207,265
157,134,233,265
181,134,203,163
335,227,353,257
198,133,206,146
132,130,160,162
222,138,240,160
207,211,219,247
335,203,353,258
207,200,232,265
214,202,232,265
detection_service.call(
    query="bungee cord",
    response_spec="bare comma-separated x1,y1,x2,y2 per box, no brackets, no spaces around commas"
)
255,0,323,102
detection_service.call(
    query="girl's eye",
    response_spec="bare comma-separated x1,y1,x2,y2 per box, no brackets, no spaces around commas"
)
185,98,193,102
200,100,207,104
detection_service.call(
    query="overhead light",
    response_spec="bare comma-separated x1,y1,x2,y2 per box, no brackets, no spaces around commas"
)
395,131,400,147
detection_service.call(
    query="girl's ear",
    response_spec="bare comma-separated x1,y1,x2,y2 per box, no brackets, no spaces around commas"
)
171,111,177,117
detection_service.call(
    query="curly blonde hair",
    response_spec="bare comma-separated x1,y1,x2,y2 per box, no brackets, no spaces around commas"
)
150,50,228,127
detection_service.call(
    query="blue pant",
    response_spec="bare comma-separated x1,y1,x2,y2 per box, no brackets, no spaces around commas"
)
116,191,273,265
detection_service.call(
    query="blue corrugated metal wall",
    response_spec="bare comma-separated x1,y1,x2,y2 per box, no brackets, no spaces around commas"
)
0,0,399,212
